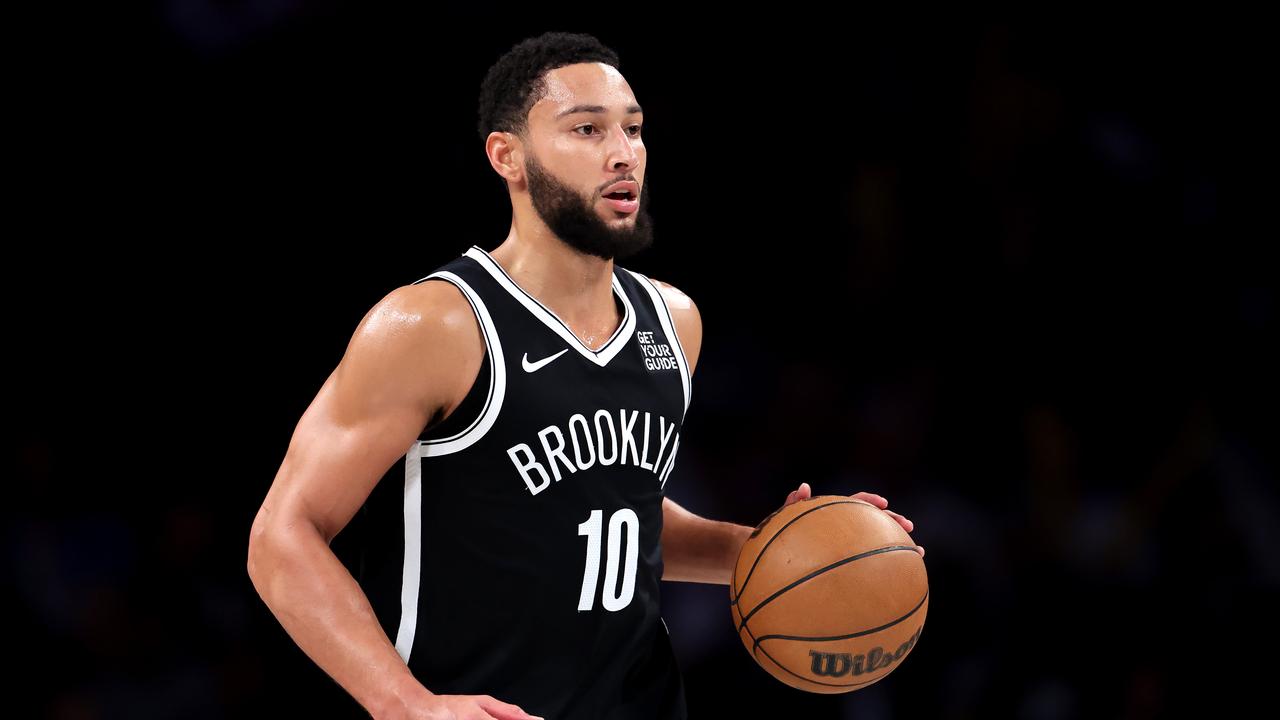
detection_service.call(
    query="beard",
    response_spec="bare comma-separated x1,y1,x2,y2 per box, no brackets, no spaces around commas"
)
524,151,655,261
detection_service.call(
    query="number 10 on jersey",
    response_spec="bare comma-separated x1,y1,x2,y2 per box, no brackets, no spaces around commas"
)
577,508,639,611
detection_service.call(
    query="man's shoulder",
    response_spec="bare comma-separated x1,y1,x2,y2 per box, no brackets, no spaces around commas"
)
616,267,697,316
342,279,484,407
648,278,695,311
360,279,486,374
377,278,479,338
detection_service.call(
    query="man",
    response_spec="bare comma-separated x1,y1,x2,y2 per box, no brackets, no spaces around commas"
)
247,31,922,720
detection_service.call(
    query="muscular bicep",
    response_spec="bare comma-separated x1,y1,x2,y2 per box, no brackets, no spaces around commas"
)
254,282,479,543
265,367,428,543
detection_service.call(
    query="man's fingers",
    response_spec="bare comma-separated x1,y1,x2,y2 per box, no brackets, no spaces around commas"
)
479,697,543,720
787,483,812,506
853,492,888,509
884,509,914,532
487,709,542,720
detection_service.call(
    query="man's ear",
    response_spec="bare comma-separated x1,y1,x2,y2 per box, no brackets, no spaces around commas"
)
486,131,525,186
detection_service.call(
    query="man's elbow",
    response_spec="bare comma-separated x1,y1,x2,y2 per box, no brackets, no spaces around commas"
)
247,506,293,589
246,509,271,587
247,506,329,585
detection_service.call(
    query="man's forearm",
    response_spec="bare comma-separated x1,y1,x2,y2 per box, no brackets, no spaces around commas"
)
247,519,431,718
660,498,755,584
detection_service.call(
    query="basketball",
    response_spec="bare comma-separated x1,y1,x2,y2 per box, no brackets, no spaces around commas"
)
729,495,929,693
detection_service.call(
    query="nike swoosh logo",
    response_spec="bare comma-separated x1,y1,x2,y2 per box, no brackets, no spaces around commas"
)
522,348,570,373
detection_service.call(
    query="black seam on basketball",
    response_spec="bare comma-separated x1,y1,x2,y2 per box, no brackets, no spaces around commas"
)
738,545,920,633
754,641,889,689
752,588,928,653
741,617,761,658
730,551,740,606
734,499,862,603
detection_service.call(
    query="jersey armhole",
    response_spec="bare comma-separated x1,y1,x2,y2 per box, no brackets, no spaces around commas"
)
421,342,490,441
410,273,508,456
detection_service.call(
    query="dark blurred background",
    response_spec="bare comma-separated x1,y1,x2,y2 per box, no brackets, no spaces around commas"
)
10,4,1276,718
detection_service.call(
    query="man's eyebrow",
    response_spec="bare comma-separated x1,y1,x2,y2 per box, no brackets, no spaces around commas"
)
555,104,644,120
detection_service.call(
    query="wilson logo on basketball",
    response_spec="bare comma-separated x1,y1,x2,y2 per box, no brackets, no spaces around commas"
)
808,625,923,678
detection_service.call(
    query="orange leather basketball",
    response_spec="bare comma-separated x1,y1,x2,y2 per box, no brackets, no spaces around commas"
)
729,496,928,693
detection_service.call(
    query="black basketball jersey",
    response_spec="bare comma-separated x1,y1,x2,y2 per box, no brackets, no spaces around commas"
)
346,244,692,719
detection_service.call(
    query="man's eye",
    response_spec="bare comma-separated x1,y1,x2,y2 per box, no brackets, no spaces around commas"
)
574,125,642,136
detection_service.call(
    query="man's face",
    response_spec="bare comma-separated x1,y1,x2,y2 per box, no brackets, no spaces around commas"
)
521,62,653,261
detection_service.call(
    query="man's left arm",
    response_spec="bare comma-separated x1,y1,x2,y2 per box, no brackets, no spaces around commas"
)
660,486,922,585
648,280,923,586
660,497,755,584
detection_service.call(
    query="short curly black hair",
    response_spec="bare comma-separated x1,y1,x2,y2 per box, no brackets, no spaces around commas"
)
477,31,621,145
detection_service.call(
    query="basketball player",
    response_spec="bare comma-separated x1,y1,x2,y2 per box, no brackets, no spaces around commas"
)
247,32,923,720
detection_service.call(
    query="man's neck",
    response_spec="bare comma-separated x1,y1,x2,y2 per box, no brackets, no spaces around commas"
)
487,233,617,332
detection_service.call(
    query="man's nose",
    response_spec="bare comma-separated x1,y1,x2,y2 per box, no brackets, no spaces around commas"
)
607,124,639,169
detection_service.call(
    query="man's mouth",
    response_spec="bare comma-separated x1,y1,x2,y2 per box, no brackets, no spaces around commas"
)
603,191,638,214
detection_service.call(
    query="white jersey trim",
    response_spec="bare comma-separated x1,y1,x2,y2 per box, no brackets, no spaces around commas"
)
624,269,693,419
465,245,637,368
415,271,507,458
395,440,424,662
